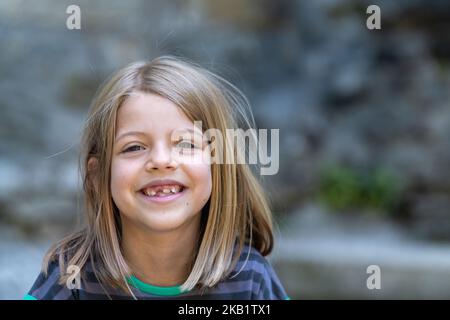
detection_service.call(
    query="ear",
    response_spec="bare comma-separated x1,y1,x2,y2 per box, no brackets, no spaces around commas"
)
87,157,98,174
87,157,99,191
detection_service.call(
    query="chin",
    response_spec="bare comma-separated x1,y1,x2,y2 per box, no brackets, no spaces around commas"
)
140,211,198,232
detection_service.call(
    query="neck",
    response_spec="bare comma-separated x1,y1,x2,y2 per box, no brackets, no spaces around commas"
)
120,216,201,287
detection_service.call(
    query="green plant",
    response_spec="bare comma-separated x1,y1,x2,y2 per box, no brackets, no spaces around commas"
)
317,165,402,213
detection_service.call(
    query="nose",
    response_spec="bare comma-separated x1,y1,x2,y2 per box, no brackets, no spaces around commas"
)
144,142,178,172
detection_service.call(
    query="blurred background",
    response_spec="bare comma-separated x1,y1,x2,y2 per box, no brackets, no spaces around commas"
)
2,0,450,299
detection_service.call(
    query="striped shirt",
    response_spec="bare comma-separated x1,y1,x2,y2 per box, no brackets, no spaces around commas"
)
25,244,289,300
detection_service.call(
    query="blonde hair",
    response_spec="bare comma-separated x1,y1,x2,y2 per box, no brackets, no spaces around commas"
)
43,55,274,297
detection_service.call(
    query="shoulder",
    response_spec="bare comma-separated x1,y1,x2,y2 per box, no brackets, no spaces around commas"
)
224,244,290,300
25,259,74,300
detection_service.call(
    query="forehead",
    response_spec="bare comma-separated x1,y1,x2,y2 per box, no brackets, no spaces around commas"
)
116,92,194,134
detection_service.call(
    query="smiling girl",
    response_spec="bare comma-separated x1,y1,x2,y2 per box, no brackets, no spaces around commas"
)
25,56,289,300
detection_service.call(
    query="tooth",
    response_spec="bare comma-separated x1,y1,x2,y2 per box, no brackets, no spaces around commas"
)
162,188,171,194
144,189,157,196
170,187,176,193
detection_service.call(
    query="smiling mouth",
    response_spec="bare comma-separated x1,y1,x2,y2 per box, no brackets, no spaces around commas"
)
140,184,186,198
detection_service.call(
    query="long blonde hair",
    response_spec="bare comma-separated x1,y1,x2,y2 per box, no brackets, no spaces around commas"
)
43,55,274,297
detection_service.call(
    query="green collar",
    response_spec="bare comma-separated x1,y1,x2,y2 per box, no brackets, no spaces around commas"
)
126,275,188,296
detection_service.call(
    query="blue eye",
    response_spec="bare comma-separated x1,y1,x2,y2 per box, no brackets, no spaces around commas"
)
123,145,144,153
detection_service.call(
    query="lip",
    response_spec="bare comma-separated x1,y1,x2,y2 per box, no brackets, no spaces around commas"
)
139,179,186,190
138,187,187,204
138,179,187,204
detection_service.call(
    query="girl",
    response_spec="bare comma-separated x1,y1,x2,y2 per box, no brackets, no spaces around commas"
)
25,56,289,300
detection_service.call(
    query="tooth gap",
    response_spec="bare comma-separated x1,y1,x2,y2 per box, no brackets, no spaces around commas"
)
142,186,184,197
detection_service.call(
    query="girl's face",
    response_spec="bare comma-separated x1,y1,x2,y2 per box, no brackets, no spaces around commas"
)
111,92,212,233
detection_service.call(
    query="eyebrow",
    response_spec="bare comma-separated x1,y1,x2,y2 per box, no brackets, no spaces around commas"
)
115,128,203,142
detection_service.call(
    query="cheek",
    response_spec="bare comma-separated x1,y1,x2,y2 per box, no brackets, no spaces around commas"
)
110,161,137,197
190,164,212,203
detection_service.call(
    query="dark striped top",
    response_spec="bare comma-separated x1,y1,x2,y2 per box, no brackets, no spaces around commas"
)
25,244,289,300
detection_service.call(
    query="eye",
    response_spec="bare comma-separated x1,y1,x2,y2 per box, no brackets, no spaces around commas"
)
123,145,144,153
176,141,199,150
